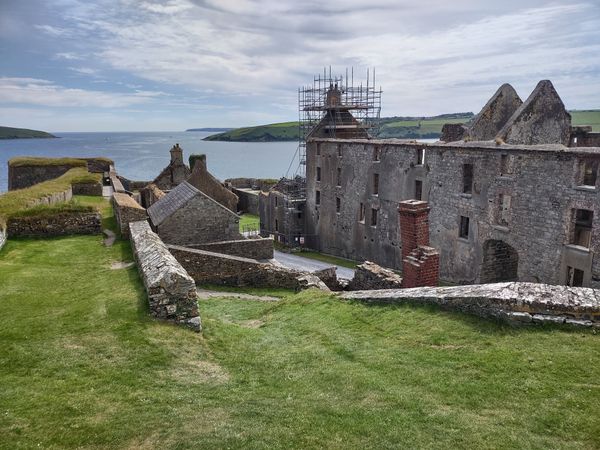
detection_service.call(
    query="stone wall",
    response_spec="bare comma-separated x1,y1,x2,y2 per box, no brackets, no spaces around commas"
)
156,194,241,246
187,237,273,260
347,261,403,290
226,177,277,191
129,221,201,331
305,138,600,287
232,187,259,215
186,156,238,212
110,175,126,193
0,229,6,252
8,164,81,191
112,193,148,238
340,282,600,328
83,158,113,173
169,245,308,289
7,212,102,237
72,182,103,196
139,183,165,208
28,188,73,207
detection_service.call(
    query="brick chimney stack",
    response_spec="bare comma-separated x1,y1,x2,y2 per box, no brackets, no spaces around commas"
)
399,200,440,288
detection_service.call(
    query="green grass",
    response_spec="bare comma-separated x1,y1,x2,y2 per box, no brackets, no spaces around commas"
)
239,213,259,232
1,198,599,448
572,110,600,131
0,126,56,139
204,122,299,142
8,157,87,168
0,169,102,227
295,250,359,269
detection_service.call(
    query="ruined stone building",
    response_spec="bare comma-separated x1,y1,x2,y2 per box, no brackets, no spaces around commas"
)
267,79,600,288
151,143,192,191
147,181,241,246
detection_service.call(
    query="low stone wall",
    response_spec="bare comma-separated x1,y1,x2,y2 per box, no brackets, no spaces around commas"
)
28,188,72,207
347,261,403,290
186,237,273,260
72,182,103,196
129,221,201,332
7,212,102,237
0,229,6,252
340,282,600,328
112,193,147,238
232,188,260,215
110,175,126,193
168,244,309,289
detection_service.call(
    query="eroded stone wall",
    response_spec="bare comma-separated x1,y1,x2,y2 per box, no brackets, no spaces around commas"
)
340,282,600,327
129,221,201,331
72,182,103,196
8,164,80,191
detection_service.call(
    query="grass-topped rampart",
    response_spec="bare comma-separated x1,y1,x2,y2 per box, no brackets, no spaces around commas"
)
8,156,113,167
0,168,101,228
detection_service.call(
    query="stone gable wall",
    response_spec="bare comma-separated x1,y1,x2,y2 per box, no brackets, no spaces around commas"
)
129,221,201,332
7,212,102,237
156,195,241,246
305,139,600,287
186,237,273,260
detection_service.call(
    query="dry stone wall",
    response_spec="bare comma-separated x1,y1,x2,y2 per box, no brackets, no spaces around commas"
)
347,261,403,290
341,282,600,327
7,212,102,237
129,221,201,331
72,182,102,196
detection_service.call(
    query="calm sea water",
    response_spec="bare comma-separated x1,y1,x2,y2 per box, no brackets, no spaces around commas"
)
0,131,299,192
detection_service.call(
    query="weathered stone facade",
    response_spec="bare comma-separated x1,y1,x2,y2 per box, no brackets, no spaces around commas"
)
129,221,201,332
232,188,259,215
259,178,306,245
112,193,147,238
139,183,165,208
148,181,241,246
7,212,102,237
186,237,273,260
340,282,600,327
152,144,191,191
305,138,600,287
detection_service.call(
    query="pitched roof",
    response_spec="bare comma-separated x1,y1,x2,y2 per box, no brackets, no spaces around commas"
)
147,181,199,226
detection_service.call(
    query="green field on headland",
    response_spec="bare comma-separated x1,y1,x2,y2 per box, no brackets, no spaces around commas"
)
203,110,600,142
0,126,56,139
0,197,599,448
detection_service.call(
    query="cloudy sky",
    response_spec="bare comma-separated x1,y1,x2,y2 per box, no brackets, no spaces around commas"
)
1,0,599,131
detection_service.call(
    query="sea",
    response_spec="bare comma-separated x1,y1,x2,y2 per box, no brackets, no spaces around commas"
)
0,131,299,193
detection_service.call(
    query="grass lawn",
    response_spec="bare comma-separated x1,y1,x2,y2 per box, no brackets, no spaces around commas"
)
239,213,259,232
1,198,599,449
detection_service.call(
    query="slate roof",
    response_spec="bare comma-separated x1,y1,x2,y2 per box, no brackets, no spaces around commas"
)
147,181,199,226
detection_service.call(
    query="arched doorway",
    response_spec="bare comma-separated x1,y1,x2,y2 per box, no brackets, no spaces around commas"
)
480,240,519,283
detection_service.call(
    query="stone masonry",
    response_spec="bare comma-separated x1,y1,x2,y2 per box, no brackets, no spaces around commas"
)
347,261,403,290
340,282,600,328
129,220,201,332
112,192,147,238
7,212,102,237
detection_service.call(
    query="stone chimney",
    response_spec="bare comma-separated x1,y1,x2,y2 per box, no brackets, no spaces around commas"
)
398,200,440,288
170,143,183,164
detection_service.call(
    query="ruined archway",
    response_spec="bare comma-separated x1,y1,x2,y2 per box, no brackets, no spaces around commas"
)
480,240,519,283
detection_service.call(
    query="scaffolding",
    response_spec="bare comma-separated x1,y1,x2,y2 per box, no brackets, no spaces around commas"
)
295,67,382,175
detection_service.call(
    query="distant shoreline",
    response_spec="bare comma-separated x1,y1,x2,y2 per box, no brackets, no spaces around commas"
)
0,126,56,140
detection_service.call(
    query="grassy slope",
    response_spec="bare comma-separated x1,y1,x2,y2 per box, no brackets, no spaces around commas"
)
0,126,56,139
239,213,259,231
1,197,599,448
203,110,600,142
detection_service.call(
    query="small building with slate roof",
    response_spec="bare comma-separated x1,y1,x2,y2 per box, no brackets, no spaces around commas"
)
147,181,241,246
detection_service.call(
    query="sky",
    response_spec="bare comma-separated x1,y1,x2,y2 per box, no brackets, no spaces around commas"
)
0,0,599,132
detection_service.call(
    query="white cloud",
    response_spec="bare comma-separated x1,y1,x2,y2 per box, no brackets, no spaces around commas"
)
0,77,162,108
34,24,71,36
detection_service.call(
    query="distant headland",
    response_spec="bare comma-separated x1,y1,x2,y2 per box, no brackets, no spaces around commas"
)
186,127,234,132
0,126,56,140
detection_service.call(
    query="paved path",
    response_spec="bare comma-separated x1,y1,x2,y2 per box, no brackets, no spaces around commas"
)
273,250,355,280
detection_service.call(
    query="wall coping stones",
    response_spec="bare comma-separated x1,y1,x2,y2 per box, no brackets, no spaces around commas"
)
129,220,201,331
339,282,600,327
113,192,145,210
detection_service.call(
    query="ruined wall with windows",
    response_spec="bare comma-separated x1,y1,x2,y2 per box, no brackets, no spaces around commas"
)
305,138,600,287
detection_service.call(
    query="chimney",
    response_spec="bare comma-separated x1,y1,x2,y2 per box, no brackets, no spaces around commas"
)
170,143,183,164
398,200,439,288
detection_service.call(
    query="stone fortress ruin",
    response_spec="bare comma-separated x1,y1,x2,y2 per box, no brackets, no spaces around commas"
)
2,72,600,332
